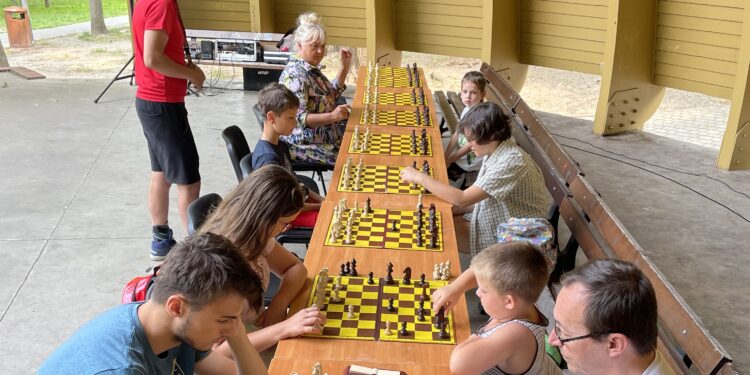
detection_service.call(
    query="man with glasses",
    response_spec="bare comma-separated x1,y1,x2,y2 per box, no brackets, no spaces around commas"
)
549,259,675,375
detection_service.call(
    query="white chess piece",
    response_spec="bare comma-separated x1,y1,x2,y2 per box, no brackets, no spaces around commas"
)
312,362,322,375
347,305,355,319
384,320,392,335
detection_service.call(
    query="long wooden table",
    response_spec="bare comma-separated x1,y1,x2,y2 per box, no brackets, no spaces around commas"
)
272,67,469,374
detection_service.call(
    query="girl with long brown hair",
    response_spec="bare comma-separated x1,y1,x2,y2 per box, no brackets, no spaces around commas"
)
199,164,324,352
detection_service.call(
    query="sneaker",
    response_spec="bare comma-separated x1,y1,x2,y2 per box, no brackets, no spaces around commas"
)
150,225,176,261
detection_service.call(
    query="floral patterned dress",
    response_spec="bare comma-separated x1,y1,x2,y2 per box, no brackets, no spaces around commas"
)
279,56,347,165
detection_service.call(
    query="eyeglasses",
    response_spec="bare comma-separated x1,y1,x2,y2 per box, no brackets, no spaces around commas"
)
553,322,609,346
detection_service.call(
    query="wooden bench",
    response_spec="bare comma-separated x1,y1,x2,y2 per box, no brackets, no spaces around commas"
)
477,63,740,375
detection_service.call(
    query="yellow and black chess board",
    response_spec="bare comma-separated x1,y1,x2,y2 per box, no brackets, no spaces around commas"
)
380,278,456,344
362,89,426,106
306,276,380,341
359,108,433,127
367,67,422,88
338,164,433,195
348,132,432,156
305,275,455,345
325,208,443,251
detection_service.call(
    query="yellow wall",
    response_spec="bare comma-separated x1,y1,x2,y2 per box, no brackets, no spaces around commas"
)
179,0,254,32
520,0,608,75
654,0,745,99
393,0,483,58
274,0,366,47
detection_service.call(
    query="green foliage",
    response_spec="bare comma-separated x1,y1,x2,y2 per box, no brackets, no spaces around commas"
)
0,0,128,30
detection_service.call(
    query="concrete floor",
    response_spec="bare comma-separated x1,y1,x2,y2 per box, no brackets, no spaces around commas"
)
0,74,747,373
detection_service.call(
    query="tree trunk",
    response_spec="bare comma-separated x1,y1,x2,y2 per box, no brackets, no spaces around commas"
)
0,39,9,68
45,0,51,8
89,0,108,36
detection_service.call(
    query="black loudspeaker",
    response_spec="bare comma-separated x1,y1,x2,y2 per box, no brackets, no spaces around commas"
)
243,67,283,91
200,41,214,60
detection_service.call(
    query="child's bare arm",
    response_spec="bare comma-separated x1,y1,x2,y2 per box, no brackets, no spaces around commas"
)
447,143,473,165
400,166,489,208
444,132,460,163
432,268,478,313
450,324,535,375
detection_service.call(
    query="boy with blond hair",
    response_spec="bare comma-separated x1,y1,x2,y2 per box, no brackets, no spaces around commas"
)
434,242,561,375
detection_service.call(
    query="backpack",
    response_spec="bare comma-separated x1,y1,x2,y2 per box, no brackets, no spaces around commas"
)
121,266,160,304
497,217,558,273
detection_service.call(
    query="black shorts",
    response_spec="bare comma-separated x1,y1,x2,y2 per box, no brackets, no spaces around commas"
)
136,98,200,185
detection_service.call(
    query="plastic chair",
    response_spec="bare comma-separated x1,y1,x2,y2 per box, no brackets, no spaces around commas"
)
187,193,223,236
221,125,251,183
252,103,333,194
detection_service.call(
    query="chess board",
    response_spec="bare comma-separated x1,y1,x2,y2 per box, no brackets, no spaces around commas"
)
359,108,433,127
366,67,422,88
380,278,456,344
305,275,455,345
348,132,433,156
337,164,433,195
362,89,426,106
325,208,443,251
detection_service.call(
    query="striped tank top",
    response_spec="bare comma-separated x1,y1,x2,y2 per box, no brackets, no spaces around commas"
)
476,313,562,375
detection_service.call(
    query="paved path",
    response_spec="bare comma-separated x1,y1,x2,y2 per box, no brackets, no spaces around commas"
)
1,15,129,46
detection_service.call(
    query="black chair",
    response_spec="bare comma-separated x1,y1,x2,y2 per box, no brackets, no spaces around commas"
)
239,153,316,248
221,125,251,183
252,103,333,194
187,193,223,236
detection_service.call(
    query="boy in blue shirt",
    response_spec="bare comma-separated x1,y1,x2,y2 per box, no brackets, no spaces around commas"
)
39,233,267,375
253,83,323,228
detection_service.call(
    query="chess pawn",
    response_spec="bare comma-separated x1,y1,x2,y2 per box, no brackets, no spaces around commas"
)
332,289,342,303
384,321,393,336
313,362,322,375
347,305,356,319
433,264,442,280
442,263,452,280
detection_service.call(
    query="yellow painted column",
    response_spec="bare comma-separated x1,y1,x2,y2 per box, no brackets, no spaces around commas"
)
254,0,274,32
718,6,750,170
593,0,664,135
365,0,401,66
481,0,526,91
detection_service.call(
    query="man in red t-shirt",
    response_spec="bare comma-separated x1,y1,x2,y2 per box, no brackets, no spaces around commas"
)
132,0,205,260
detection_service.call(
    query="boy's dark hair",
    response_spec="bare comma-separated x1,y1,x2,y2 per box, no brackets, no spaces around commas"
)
258,82,300,117
561,259,658,355
471,242,549,304
461,71,487,93
457,102,511,145
150,233,264,312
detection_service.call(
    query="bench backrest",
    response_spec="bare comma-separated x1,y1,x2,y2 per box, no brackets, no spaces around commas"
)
478,63,739,375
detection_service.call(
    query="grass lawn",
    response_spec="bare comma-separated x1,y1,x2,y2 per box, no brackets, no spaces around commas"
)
1,0,128,30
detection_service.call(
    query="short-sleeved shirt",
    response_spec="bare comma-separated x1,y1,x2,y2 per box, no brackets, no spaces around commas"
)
132,0,188,103
642,351,677,375
39,303,209,375
468,139,549,256
252,140,293,172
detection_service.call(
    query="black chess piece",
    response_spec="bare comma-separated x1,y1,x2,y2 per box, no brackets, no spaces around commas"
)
434,307,445,329
402,267,412,285
351,262,358,277
429,231,437,249
390,219,399,232
365,198,372,214
421,128,427,140
419,89,425,105
417,308,425,321
340,263,346,276
416,227,423,247
385,263,394,285
418,299,425,311
387,297,396,312
422,160,430,174
411,89,416,105
352,258,357,267
416,209,423,224
399,321,409,336
419,273,426,287
439,321,450,339
345,261,351,275
387,262,394,273
424,109,430,125
412,161,417,169
415,108,421,125
420,285,429,301
367,271,375,285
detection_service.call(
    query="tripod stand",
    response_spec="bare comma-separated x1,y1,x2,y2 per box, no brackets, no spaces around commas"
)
93,55,135,103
